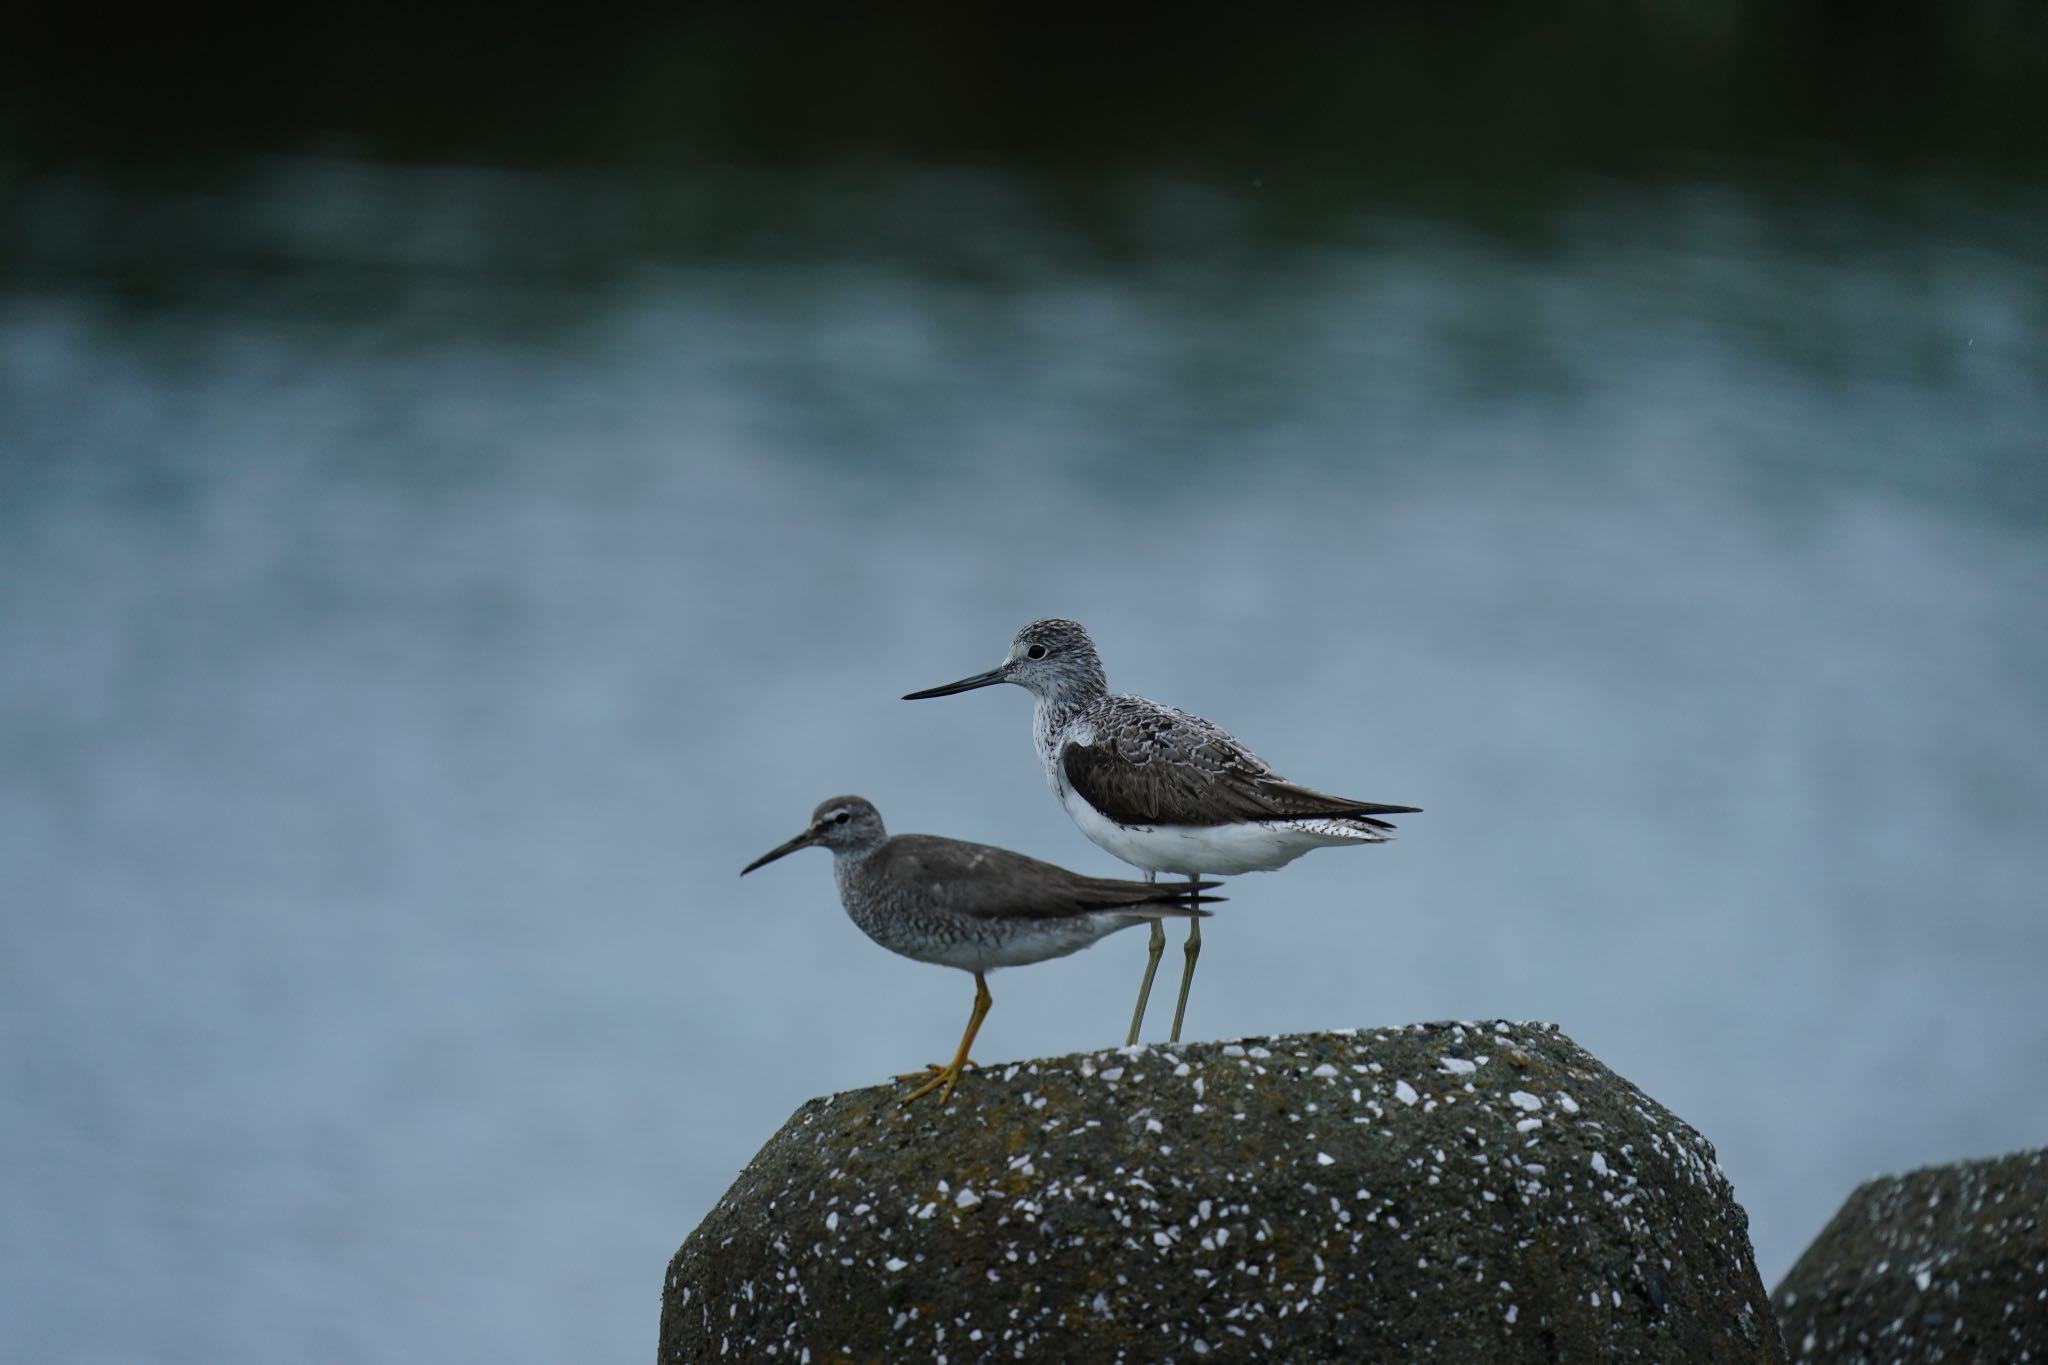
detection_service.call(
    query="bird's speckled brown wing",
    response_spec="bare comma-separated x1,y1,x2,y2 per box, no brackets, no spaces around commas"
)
1063,695,1420,828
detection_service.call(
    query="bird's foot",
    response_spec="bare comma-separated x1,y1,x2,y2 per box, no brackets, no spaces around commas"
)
896,1059,978,1107
894,1058,979,1081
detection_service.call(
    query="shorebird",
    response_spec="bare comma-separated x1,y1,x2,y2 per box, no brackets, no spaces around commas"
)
740,794,1218,1106
904,618,1419,1045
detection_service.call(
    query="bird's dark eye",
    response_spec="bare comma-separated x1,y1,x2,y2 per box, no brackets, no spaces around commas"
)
832,811,851,825
1026,644,1047,660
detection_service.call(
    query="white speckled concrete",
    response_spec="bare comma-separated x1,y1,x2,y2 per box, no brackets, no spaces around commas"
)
663,1022,1785,1363
1774,1147,2048,1364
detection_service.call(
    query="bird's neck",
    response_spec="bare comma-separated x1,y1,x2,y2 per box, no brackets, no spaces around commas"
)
1033,693,1082,750
830,839,885,869
1032,693,1098,797
830,842,882,902
829,849,892,941
1035,676,1101,730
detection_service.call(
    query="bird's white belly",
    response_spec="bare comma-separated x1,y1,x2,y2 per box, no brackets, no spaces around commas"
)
1056,782,1368,875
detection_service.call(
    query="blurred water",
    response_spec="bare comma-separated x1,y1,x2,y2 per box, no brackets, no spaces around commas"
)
2,164,2046,1364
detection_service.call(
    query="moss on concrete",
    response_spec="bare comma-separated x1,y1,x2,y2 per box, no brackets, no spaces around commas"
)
1773,1146,2048,1364
662,1022,1784,1363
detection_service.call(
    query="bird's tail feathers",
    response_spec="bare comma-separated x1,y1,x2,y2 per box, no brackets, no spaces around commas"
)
1126,881,1223,918
1288,815,1398,842
1331,801,1420,832
1122,901,1218,919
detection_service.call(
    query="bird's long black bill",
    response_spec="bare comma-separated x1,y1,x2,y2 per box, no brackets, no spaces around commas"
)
902,668,1007,700
740,830,816,875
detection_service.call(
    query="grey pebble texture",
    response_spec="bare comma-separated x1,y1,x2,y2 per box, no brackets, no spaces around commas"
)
1773,1147,2048,1364
661,1022,1785,1363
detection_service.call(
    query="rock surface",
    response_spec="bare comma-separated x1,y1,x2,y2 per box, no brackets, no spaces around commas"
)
1773,1146,2048,1364
662,1022,1784,1363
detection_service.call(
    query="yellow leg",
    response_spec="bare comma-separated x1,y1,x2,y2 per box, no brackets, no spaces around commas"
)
893,1058,979,1081
1168,875,1203,1043
1125,871,1166,1045
901,972,993,1107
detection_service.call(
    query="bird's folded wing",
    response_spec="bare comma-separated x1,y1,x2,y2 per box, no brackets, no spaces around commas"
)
1063,736,1416,827
880,836,1203,921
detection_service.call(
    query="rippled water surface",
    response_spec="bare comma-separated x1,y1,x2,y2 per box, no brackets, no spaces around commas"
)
5,21,2047,1359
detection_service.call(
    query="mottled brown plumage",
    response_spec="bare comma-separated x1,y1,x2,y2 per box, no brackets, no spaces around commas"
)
1061,695,1418,829
904,618,1420,1046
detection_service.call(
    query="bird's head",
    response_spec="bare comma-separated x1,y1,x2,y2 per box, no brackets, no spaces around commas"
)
902,617,1106,707
740,795,887,874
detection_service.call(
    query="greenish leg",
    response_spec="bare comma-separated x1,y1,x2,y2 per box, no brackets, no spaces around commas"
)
1125,872,1165,1046
1168,874,1203,1043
